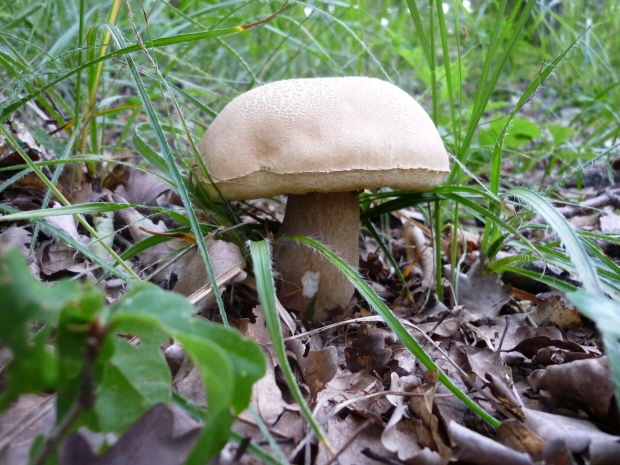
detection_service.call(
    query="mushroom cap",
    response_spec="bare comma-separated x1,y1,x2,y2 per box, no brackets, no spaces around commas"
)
198,77,449,200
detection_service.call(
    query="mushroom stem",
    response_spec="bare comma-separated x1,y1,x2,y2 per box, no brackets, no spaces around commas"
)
275,191,360,319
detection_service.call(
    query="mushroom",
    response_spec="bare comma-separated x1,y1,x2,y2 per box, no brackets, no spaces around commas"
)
198,77,449,320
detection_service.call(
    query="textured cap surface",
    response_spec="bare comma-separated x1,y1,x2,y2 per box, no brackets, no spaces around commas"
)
198,77,449,200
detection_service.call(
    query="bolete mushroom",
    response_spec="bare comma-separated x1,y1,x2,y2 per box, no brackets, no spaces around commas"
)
198,77,449,320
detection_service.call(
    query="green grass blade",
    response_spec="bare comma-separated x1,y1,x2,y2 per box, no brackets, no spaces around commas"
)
0,204,132,280
106,24,230,325
507,188,602,294
248,239,333,452
0,202,138,221
285,236,500,428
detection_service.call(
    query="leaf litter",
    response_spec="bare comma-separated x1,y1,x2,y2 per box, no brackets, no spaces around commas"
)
2,121,620,465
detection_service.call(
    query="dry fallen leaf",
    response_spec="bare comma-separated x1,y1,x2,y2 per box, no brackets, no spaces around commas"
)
0,394,55,465
287,339,338,401
344,326,392,373
59,403,200,465
444,254,513,320
249,347,292,425
523,407,620,455
536,356,616,425
450,420,534,465
173,239,247,312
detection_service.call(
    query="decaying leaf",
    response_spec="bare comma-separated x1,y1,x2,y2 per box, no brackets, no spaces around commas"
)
524,407,620,455
315,413,388,465
287,339,338,400
450,421,534,465
0,394,55,465
495,419,545,460
59,403,200,465
534,356,616,425
173,239,246,310
249,347,291,425
0,227,39,277
445,254,513,320
381,405,425,461
344,326,392,373
528,291,582,329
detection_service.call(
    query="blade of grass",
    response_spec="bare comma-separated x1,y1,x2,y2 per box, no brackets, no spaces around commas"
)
104,22,230,325
0,202,148,221
0,204,132,280
285,236,500,428
248,239,334,453
507,187,602,294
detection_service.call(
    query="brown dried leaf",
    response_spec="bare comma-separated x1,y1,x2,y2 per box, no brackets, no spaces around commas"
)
0,227,39,277
454,346,513,388
59,403,200,465
344,326,392,373
0,394,55,465
528,292,582,329
450,421,534,465
287,339,338,400
381,405,423,461
524,408,620,454
536,357,616,425
173,239,247,311
316,414,389,465
445,254,512,320
407,371,452,461
114,169,170,207
508,336,585,359
495,419,545,460
251,347,291,425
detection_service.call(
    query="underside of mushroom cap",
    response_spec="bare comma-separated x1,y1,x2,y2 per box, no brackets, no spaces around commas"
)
198,77,449,200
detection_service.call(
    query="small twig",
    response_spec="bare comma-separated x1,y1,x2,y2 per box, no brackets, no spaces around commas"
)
496,316,510,353
361,448,403,465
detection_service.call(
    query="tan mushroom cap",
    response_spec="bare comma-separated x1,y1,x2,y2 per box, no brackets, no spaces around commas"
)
198,77,449,199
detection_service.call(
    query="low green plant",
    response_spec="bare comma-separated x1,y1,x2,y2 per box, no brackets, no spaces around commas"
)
0,248,266,464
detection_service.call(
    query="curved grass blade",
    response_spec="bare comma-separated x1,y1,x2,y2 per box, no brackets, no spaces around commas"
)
0,202,136,221
285,236,500,428
248,239,334,452
105,23,231,325
507,188,602,294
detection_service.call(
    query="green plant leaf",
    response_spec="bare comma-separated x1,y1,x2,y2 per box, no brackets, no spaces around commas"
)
0,248,87,410
546,123,576,146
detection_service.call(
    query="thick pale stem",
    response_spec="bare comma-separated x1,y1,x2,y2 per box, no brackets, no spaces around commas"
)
275,192,360,320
